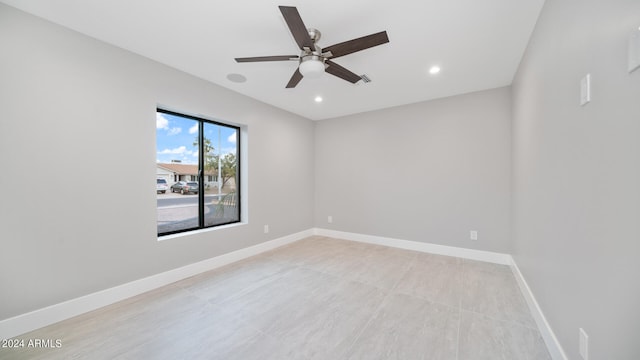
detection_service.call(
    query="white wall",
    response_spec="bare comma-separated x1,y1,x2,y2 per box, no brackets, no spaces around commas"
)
0,4,314,321
511,0,640,358
315,87,512,253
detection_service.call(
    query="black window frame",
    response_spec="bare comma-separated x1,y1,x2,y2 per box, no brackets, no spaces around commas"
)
157,108,241,236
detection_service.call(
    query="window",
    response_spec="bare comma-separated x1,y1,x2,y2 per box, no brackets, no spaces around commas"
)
156,109,240,236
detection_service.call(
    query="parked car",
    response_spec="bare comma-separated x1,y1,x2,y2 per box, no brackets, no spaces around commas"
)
170,181,199,195
170,181,187,193
156,178,168,194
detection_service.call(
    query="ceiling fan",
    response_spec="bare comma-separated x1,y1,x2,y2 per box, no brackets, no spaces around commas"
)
234,6,389,88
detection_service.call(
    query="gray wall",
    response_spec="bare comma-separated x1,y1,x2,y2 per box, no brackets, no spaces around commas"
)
0,4,314,321
315,87,512,253
5,2,640,358
511,0,640,358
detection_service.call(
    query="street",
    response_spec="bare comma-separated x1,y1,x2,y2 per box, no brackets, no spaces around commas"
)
156,191,237,234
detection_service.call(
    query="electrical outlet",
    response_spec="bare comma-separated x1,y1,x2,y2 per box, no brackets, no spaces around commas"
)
470,231,478,240
328,215,333,224
263,225,269,234
579,328,589,360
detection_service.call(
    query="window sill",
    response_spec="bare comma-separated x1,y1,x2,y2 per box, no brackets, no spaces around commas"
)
157,221,247,242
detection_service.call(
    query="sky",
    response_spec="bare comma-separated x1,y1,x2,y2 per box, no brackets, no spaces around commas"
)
156,111,238,164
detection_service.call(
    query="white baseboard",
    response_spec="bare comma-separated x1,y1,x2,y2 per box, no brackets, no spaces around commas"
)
313,228,512,265
509,259,568,360
0,229,313,340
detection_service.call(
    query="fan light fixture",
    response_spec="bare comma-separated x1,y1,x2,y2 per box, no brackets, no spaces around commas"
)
234,6,390,88
299,56,325,78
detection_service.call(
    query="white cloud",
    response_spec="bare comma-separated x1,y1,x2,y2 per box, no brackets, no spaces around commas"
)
221,147,237,155
156,113,169,129
227,132,236,143
158,146,187,155
168,127,182,135
188,124,198,134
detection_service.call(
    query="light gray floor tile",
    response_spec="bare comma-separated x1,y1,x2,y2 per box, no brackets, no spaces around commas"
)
112,304,300,360
461,261,536,328
458,310,551,360
297,243,371,278
395,252,463,307
219,263,387,359
217,267,337,329
347,245,417,290
1,237,551,360
274,278,388,359
289,240,416,291
3,286,213,359
263,236,368,267
175,255,294,304
345,292,458,360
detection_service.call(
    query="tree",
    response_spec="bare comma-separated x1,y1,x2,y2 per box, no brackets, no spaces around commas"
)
193,136,237,191
220,153,236,189
193,137,216,170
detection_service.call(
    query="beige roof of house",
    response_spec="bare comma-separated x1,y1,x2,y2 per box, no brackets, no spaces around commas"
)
157,163,216,175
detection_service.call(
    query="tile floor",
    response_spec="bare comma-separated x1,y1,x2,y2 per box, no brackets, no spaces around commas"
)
1,236,551,359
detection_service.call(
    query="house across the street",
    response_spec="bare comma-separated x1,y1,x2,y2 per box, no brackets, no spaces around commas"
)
157,162,235,191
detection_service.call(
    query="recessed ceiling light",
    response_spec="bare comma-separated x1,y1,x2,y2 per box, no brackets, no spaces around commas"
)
314,96,323,103
226,73,247,83
429,66,441,75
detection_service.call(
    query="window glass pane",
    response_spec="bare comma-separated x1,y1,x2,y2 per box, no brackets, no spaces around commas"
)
203,123,239,227
156,109,240,236
156,112,199,234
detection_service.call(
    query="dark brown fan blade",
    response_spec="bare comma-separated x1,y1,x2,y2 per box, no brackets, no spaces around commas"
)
325,60,361,83
235,55,299,63
279,6,314,50
285,68,304,88
324,31,389,59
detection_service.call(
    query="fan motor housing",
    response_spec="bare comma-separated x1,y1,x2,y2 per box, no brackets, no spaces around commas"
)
307,28,321,43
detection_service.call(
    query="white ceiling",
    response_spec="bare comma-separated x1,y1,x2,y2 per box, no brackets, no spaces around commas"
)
2,0,545,120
